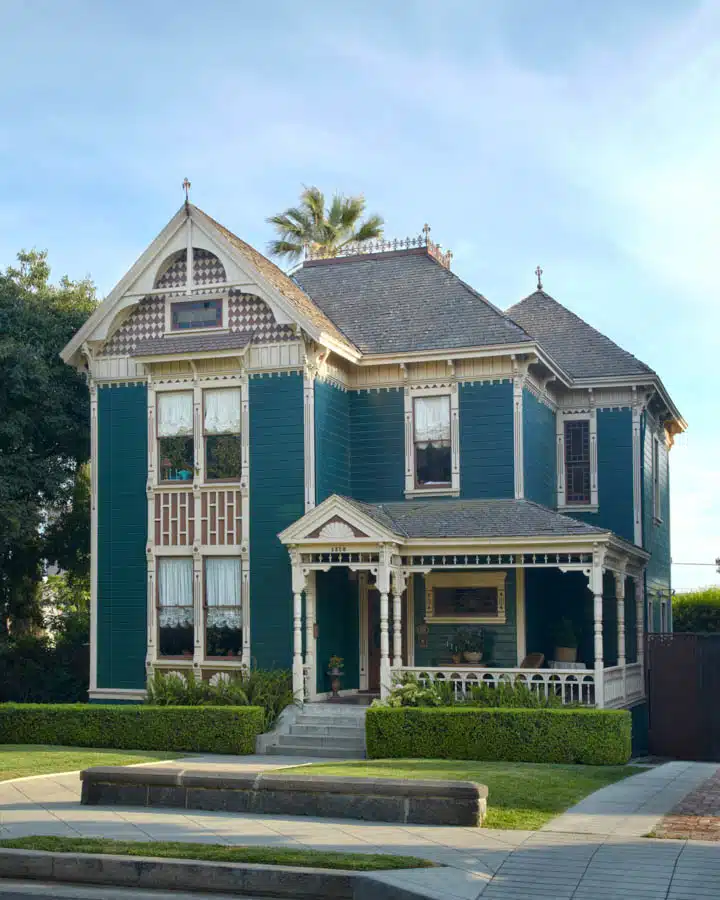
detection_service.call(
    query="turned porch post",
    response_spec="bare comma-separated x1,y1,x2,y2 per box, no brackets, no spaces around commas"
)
290,553,307,703
391,570,406,669
591,552,605,708
304,570,316,702
635,575,645,675
614,569,627,701
377,551,392,699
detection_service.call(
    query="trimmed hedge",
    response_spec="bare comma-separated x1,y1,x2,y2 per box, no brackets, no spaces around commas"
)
0,704,265,755
366,707,631,765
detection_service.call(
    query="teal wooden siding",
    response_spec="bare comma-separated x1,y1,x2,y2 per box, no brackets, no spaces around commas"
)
642,412,671,626
249,373,304,668
349,388,405,502
315,568,359,693
570,408,634,541
315,380,350,503
412,570,518,666
97,384,148,690
523,389,556,507
460,381,514,498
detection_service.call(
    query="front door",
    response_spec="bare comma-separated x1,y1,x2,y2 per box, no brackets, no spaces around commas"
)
367,587,381,692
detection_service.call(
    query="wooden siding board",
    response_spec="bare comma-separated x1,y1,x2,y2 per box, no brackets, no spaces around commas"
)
315,380,351,503
315,568,360,693
249,374,304,668
97,384,148,690
349,389,405,503
642,411,671,618
522,389,556,507
459,381,514,498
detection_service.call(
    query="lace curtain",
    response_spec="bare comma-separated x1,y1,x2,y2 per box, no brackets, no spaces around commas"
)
206,558,242,630
414,396,450,447
204,389,241,435
158,392,194,437
158,558,193,627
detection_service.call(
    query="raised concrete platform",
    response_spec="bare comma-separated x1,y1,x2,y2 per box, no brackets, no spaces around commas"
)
80,766,487,827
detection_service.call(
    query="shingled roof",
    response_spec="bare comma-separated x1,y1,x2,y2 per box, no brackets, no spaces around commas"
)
293,250,532,354
341,497,607,539
132,331,252,357
507,290,654,380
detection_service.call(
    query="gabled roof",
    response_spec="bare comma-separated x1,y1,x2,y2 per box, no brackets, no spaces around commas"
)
293,249,532,354
506,290,654,380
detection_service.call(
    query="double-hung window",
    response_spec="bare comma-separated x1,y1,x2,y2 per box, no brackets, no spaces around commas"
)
157,557,194,658
405,389,459,495
557,412,597,510
204,389,241,481
158,392,194,483
205,558,242,658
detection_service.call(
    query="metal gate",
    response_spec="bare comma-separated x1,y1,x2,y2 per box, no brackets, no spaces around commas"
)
647,633,720,761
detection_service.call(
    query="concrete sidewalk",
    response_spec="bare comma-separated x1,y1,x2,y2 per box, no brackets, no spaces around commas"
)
0,757,718,900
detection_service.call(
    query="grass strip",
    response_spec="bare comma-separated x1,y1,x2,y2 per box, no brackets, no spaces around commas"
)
0,836,436,872
0,745,180,782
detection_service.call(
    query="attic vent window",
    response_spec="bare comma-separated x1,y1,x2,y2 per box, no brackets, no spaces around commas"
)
171,298,223,331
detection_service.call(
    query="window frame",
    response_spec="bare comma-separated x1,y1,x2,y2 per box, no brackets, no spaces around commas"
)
203,556,243,660
164,294,227,336
557,410,598,512
156,389,195,486
424,571,507,624
156,556,195,660
404,384,460,497
203,388,242,484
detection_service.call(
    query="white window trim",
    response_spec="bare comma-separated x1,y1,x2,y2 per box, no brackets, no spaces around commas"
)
424,571,507,624
404,383,460,497
164,294,228,336
652,434,663,525
556,409,598,512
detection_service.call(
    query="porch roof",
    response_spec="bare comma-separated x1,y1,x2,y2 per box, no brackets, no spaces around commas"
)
338,497,607,540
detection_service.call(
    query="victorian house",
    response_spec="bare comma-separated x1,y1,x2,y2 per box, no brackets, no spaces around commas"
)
61,201,683,723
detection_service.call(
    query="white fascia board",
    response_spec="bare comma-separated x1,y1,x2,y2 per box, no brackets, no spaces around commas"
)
402,533,612,552
573,374,686,431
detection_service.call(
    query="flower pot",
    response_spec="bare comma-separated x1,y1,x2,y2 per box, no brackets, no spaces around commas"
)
554,646,577,663
451,653,462,665
327,669,344,697
463,651,482,664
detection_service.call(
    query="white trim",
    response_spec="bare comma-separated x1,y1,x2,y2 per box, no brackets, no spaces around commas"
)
516,567,526,664
89,688,146,702
632,398,643,546
513,374,524,499
304,374,316,512
556,409,598,510
89,381,99,694
164,295,227,336
404,383,460,497
359,572,369,691
406,573,415,666
279,494,402,545
424,571,507,624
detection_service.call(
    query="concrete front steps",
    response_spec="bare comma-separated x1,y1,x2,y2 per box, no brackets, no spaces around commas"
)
263,703,367,759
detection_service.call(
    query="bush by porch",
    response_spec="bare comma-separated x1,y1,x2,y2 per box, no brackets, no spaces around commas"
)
366,706,631,765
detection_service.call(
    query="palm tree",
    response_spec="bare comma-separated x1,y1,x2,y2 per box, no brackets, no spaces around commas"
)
267,186,384,262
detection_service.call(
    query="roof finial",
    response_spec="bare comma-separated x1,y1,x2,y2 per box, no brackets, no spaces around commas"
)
182,177,191,209
535,265,543,290
422,223,431,245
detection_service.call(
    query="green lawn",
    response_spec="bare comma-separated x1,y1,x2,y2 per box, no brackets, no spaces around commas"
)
282,759,640,830
0,836,435,871
0,745,181,782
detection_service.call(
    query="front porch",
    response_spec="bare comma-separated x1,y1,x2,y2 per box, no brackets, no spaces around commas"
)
279,496,649,710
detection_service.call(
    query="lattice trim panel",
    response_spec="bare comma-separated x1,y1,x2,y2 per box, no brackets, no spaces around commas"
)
155,491,195,546
201,490,242,545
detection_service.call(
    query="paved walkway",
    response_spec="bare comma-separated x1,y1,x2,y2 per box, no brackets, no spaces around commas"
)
0,757,718,900
654,765,720,841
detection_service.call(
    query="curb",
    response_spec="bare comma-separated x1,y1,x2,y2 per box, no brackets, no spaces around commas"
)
0,849,432,900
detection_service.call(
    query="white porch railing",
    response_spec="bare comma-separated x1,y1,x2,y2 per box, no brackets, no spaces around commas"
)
604,662,644,708
395,666,597,706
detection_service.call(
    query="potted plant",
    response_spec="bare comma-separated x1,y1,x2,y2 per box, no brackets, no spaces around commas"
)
462,629,484,664
446,633,465,665
553,617,578,663
327,655,344,697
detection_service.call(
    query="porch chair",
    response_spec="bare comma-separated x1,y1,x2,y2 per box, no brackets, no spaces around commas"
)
519,652,545,669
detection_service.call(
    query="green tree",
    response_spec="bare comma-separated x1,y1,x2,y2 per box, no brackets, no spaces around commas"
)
267,186,384,261
0,250,96,633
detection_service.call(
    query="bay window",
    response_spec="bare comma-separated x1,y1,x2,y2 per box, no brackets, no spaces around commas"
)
158,557,194,657
204,389,241,481
205,557,242,658
158,392,194,483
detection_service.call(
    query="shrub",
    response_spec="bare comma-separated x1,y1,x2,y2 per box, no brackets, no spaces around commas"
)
145,668,293,728
672,588,720,633
0,704,265,754
366,707,631,765
381,674,566,709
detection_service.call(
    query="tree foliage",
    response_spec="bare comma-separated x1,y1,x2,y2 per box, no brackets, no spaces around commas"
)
672,588,720,633
267,186,384,261
0,249,96,633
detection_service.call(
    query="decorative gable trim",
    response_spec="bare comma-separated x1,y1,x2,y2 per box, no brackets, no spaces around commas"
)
278,495,401,545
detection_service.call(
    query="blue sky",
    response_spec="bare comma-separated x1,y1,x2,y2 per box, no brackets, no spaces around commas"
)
2,0,718,590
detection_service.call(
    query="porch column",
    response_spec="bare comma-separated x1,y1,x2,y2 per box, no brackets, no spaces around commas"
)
591,554,605,708
614,569,627,703
377,559,392,699
290,555,307,703
635,575,645,674
391,570,406,669
304,571,316,702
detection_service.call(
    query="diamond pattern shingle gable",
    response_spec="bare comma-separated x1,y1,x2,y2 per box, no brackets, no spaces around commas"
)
340,497,607,539
293,251,532,354
506,290,654,380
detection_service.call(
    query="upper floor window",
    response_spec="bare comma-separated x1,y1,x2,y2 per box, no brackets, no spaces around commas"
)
170,298,223,331
405,388,459,496
204,389,241,481
158,391,194,483
565,420,590,504
652,435,662,522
